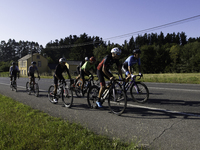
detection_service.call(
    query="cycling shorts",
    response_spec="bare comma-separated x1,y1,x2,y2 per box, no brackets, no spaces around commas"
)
10,73,17,80
54,75,64,85
80,69,88,79
97,69,111,86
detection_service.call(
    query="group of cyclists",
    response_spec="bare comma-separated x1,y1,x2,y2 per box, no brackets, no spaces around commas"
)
9,47,142,108
9,61,40,90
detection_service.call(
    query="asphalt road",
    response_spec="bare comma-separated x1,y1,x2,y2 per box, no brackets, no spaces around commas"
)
0,77,200,150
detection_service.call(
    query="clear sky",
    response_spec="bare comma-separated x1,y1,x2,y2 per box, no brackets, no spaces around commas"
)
0,0,200,47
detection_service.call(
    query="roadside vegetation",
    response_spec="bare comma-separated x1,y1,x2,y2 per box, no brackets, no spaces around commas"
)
0,94,143,150
1,72,200,84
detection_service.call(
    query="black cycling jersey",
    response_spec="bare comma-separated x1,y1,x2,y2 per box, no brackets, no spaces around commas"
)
97,54,120,86
97,53,120,71
54,64,69,80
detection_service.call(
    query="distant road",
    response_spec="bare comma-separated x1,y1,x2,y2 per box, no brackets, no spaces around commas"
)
1,77,200,150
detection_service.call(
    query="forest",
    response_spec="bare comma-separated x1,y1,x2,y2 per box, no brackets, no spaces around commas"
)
0,32,200,73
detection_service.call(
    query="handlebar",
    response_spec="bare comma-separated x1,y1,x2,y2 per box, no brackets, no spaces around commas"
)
131,74,142,80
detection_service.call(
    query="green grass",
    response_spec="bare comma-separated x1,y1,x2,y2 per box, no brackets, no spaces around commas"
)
139,73,200,84
2,71,200,84
0,94,141,150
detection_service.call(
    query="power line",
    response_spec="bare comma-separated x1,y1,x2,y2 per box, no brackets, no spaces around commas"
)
104,14,200,41
49,15,200,48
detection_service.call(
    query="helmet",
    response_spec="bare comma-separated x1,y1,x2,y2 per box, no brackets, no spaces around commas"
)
12,62,16,65
133,49,141,54
111,47,121,56
31,61,36,65
85,57,89,61
59,58,67,63
89,56,96,62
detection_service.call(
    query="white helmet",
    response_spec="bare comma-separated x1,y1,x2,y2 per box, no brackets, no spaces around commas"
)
85,57,89,61
59,58,67,63
111,47,121,56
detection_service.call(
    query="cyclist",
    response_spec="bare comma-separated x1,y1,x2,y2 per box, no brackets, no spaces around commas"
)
74,57,89,85
96,47,123,107
53,58,72,104
9,62,20,85
80,56,96,95
28,61,40,90
122,49,142,81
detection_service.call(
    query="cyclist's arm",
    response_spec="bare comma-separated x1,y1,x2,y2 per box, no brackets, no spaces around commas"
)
118,65,123,80
9,66,11,75
126,66,132,80
84,69,91,76
37,70,40,77
138,58,142,75
102,65,113,80
65,67,71,80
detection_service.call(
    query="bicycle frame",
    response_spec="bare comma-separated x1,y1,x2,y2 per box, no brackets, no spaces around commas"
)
116,73,141,93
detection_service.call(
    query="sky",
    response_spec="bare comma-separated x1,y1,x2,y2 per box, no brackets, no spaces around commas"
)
0,0,200,47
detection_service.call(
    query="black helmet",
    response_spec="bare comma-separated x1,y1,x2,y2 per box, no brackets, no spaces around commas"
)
31,61,36,65
133,49,141,54
12,62,16,65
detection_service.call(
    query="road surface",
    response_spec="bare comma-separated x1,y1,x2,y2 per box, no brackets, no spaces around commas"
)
0,77,200,150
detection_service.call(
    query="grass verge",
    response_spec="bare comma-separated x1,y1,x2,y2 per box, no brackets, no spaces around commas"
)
0,94,142,150
140,73,200,84
1,72,200,84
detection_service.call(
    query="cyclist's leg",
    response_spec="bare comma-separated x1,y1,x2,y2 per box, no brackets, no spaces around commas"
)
29,75,32,89
32,76,36,89
80,69,85,94
14,74,17,84
96,70,106,107
53,75,58,103
53,75,58,96
122,63,130,81
10,75,13,85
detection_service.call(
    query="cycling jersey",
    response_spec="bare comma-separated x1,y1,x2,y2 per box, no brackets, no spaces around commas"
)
97,54,120,86
123,55,141,67
122,55,141,75
81,61,95,71
9,66,19,75
28,66,38,76
54,64,69,80
97,53,120,71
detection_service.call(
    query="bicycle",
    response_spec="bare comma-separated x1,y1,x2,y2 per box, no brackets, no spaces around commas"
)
48,80,73,108
26,77,40,97
74,75,99,97
116,73,149,103
10,80,17,92
87,79,127,116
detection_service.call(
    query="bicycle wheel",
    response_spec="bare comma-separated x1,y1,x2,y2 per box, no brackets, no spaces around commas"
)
108,82,127,116
48,85,55,103
34,83,39,97
130,82,149,103
10,82,14,91
87,85,99,108
75,80,83,97
26,82,31,94
62,85,73,108
14,82,17,92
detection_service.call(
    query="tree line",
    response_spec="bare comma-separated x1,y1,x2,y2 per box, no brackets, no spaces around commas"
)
0,32,200,73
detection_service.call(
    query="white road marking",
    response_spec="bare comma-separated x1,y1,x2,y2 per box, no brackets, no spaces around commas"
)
1,82,200,117
149,87,200,92
127,103,200,117
0,83,46,91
